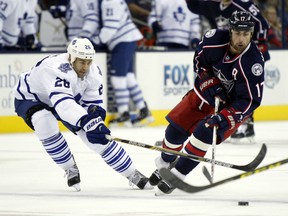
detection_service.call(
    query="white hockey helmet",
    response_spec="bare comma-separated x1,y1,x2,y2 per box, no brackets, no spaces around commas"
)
67,38,95,64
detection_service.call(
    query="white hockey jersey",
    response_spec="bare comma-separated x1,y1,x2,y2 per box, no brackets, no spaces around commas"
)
148,0,201,46
0,0,37,46
66,0,99,40
99,0,143,50
14,54,104,127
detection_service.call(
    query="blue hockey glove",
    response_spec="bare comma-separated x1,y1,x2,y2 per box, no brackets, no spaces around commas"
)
25,34,35,47
80,115,111,145
87,105,106,121
199,76,227,106
205,108,237,137
152,21,163,34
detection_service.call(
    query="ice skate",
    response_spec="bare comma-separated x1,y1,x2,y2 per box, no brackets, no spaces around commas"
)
155,179,176,196
65,163,81,191
132,104,154,127
154,168,185,196
230,117,256,144
109,111,132,127
128,169,153,190
149,156,178,186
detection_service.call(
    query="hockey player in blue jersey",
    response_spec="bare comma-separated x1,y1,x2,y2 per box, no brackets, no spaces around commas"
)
13,38,152,191
186,0,270,141
148,11,265,195
186,0,269,60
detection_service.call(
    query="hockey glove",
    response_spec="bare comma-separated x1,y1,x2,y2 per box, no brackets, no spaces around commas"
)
205,108,237,137
80,115,111,145
152,21,163,34
90,36,108,51
256,39,268,53
25,34,35,47
191,38,200,50
87,105,106,121
199,76,227,106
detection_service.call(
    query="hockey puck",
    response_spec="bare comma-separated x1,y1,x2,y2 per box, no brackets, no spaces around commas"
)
238,201,249,206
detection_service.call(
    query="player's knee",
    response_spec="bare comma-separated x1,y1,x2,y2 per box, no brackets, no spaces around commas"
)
161,124,189,162
126,73,137,87
110,76,127,89
186,134,210,155
165,124,188,144
31,109,59,139
77,130,107,154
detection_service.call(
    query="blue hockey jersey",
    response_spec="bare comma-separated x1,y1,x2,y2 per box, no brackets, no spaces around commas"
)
186,0,269,42
193,29,265,122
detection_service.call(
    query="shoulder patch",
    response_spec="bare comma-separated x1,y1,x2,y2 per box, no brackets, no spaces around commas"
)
58,63,72,73
205,29,216,38
251,63,263,76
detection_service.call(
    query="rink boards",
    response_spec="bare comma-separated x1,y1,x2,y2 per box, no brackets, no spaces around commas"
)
0,50,287,133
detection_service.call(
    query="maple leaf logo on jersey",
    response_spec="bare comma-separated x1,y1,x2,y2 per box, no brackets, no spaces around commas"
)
213,66,234,93
173,7,186,24
58,63,72,73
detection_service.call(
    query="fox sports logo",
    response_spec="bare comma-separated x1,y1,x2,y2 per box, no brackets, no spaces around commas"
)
264,65,280,89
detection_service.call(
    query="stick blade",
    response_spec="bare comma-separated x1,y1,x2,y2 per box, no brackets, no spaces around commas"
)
244,143,267,170
159,168,211,193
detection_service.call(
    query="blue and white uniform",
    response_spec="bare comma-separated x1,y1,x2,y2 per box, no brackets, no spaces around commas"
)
13,46,141,186
0,0,37,47
98,0,148,117
148,0,201,48
99,0,143,50
14,53,103,126
66,0,99,40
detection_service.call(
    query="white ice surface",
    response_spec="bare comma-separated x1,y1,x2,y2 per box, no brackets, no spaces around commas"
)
0,121,288,216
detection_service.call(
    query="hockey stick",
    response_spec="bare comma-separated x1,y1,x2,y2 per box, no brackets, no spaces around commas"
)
106,135,267,171
159,157,288,193
202,97,220,184
211,97,220,182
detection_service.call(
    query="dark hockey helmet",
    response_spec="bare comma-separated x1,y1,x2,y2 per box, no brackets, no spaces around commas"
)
229,11,254,32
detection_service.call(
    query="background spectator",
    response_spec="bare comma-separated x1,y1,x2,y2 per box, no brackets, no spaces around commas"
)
263,5,283,48
125,0,155,47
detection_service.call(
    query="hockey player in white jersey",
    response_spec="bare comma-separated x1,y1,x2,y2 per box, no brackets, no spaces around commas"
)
13,38,152,191
148,0,201,49
93,0,154,127
66,0,100,41
0,0,39,50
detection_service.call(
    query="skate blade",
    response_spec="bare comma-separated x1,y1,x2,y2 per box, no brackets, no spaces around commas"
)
72,183,81,192
132,116,155,127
